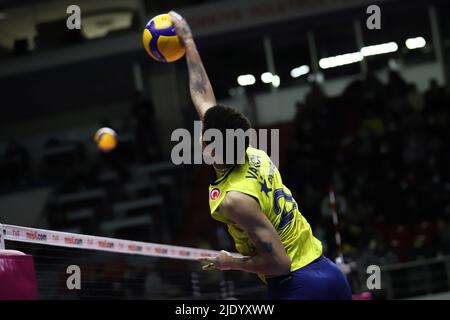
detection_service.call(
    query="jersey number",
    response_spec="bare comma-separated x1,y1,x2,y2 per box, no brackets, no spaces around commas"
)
273,188,296,229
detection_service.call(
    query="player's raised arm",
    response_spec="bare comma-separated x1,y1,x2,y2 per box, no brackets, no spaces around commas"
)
169,11,216,120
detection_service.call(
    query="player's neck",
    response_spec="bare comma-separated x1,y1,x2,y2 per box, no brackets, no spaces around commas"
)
213,164,233,177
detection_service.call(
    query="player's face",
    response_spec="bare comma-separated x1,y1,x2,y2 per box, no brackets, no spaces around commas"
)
201,134,214,163
199,129,221,164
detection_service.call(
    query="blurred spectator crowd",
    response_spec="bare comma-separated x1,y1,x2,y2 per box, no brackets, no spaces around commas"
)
0,97,186,243
285,71,450,270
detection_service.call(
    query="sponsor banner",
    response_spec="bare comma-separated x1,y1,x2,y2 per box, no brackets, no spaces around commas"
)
1,224,232,261
180,0,386,37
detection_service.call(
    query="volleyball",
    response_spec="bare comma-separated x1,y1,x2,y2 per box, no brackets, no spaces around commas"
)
142,13,185,63
94,127,117,152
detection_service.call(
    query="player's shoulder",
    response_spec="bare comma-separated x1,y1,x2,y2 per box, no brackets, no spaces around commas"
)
222,191,248,209
222,191,259,214
246,146,275,168
246,146,269,159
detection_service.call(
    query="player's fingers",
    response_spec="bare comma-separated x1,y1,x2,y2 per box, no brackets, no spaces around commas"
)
202,263,216,270
198,259,214,267
168,11,184,23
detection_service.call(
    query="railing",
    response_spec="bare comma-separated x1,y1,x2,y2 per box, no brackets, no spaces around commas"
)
356,255,450,299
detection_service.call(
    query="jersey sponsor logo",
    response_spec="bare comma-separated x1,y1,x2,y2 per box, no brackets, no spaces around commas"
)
210,188,221,200
246,154,276,190
246,154,261,179
249,154,261,167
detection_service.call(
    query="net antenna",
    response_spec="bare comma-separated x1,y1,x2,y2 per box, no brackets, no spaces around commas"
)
329,186,353,276
329,186,344,263
0,223,5,250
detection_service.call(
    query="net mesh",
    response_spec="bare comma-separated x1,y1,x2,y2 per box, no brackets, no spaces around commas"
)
5,240,266,300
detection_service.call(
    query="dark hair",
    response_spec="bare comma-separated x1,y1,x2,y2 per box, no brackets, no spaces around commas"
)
202,105,252,163
203,105,251,133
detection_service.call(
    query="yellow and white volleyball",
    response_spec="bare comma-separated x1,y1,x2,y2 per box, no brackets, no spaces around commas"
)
142,13,185,63
94,127,117,152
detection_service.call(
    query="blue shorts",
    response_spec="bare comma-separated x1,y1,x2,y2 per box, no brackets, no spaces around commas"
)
266,255,352,300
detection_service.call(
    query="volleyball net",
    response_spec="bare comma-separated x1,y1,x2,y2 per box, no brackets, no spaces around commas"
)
0,224,265,300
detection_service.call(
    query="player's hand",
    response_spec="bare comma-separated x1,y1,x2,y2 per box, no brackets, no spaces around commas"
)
199,250,235,271
168,11,193,44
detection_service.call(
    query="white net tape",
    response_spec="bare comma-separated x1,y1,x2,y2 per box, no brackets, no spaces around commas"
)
1,224,221,260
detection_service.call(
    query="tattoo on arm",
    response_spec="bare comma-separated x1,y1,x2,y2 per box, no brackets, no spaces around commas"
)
256,240,273,254
180,26,191,38
189,60,207,94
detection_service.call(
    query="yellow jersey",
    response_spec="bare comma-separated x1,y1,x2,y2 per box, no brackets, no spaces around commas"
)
208,147,323,281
